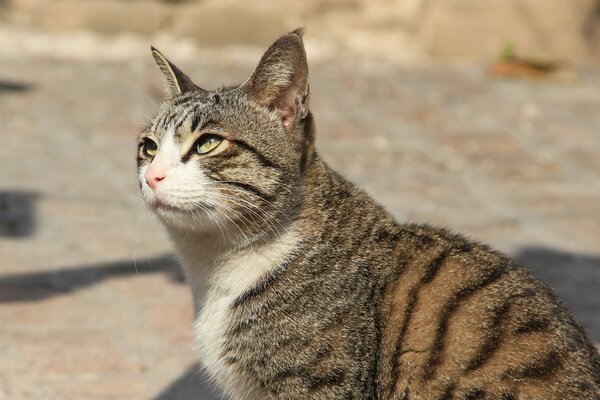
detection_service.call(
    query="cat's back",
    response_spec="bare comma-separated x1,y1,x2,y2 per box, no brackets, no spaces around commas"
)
266,163,600,398
297,161,600,398
379,223,600,399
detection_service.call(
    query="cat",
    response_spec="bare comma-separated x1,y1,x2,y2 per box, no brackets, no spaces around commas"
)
138,29,600,399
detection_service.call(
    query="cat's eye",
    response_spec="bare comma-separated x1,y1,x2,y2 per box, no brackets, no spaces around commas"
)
196,135,222,155
142,139,158,158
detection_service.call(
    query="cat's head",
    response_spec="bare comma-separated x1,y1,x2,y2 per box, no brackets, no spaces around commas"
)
138,29,314,243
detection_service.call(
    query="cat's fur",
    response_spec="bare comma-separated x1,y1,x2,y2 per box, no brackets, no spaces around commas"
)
138,30,600,399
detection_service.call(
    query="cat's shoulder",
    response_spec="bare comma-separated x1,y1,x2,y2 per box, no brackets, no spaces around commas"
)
394,222,515,266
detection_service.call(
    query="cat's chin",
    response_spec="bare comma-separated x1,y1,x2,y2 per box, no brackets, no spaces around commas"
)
148,199,213,230
153,200,193,214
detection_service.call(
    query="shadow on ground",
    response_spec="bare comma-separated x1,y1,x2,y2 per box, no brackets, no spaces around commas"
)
0,254,183,302
0,191,39,238
154,364,221,400
0,79,32,94
151,245,600,399
514,246,600,342
0,245,596,397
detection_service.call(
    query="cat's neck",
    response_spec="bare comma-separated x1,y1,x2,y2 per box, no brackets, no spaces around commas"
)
166,217,306,313
164,157,343,313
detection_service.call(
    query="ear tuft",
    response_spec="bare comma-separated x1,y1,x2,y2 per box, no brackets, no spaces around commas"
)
151,46,199,97
241,30,309,131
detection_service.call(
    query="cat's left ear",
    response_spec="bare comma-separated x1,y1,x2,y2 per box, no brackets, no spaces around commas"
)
151,46,199,97
241,28,309,130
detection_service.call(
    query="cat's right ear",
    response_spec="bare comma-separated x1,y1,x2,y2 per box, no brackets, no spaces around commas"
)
151,46,199,97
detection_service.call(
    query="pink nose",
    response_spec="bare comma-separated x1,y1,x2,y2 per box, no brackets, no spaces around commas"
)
145,168,166,190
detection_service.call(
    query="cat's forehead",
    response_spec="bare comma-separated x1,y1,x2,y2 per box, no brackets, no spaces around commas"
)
151,93,221,143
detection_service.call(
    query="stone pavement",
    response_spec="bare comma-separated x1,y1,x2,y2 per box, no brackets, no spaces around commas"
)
1,36,599,399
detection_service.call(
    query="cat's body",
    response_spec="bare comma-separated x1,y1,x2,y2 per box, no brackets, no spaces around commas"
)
139,30,600,399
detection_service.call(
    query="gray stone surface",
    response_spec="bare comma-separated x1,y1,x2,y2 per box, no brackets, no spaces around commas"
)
1,45,599,398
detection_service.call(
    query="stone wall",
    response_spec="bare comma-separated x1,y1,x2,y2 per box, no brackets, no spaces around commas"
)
420,0,600,61
3,0,600,62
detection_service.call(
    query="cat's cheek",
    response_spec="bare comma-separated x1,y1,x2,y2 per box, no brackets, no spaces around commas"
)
138,165,155,202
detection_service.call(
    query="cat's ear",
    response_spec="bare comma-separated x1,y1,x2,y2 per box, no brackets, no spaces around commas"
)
151,46,199,97
241,28,309,130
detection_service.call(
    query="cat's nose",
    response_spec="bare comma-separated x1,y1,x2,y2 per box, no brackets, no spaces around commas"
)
145,168,166,190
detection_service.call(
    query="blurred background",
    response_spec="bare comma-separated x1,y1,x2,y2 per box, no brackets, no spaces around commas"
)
1,0,600,398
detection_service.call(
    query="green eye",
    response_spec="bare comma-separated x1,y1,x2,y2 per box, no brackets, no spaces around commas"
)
196,135,222,154
142,139,158,157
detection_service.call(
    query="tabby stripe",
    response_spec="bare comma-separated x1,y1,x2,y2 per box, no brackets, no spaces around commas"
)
208,172,276,202
221,180,275,202
389,247,450,397
299,113,315,173
404,230,435,250
499,391,516,400
307,368,346,391
363,283,385,399
178,117,218,149
271,365,346,393
462,387,486,400
439,382,456,400
465,301,511,372
170,98,184,108
156,113,168,131
231,139,281,170
466,289,537,371
170,97,188,107
574,381,594,393
162,110,178,129
231,261,290,309
513,316,550,335
172,111,190,132
171,93,194,107
423,261,508,381
421,249,450,283
501,349,562,380
173,118,185,133
389,284,419,396
190,113,203,132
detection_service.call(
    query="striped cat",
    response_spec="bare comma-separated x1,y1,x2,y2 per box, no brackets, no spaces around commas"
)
138,29,600,399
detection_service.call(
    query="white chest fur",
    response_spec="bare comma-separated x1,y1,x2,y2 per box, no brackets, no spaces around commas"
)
171,228,302,399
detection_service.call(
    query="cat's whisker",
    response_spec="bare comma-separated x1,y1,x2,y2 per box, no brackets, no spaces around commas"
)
212,201,267,246
225,202,280,241
205,191,279,228
207,182,293,224
209,194,284,239
146,95,160,114
203,207,228,247
210,204,254,250
133,207,152,276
